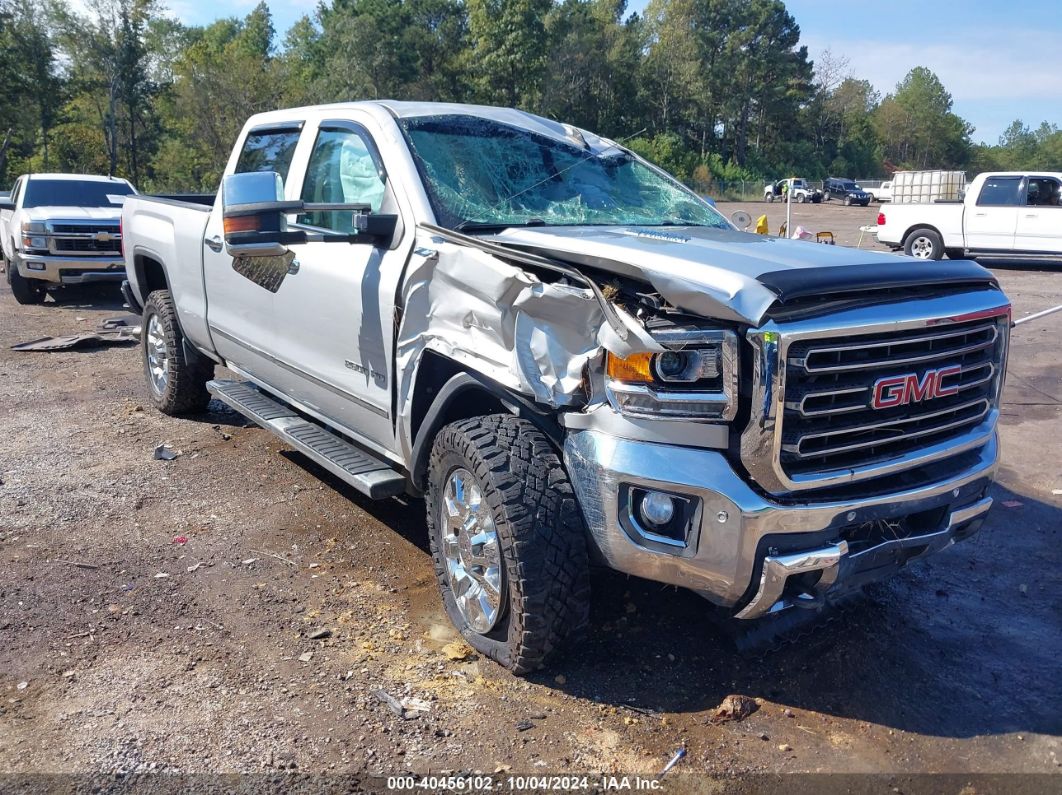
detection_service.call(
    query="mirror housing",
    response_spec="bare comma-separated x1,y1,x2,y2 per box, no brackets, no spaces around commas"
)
221,171,398,255
0,199,15,212
222,172,298,257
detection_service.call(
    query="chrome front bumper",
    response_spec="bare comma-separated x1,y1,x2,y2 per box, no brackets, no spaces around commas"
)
16,253,125,285
563,428,998,619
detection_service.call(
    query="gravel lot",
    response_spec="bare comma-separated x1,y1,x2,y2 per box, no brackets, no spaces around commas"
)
1,209,1060,788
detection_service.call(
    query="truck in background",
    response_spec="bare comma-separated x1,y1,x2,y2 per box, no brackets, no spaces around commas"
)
763,178,822,203
0,173,136,304
876,171,1062,259
865,181,892,202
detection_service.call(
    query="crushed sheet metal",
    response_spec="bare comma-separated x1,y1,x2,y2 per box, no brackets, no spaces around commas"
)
12,327,139,351
488,224,910,326
395,236,662,462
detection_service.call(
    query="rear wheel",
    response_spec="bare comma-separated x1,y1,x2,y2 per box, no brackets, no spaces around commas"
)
142,289,214,415
9,263,46,305
904,228,945,260
765,194,774,203
426,414,590,674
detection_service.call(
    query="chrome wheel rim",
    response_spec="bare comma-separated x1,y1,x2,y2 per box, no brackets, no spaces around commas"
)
910,236,934,259
146,314,169,396
440,467,505,633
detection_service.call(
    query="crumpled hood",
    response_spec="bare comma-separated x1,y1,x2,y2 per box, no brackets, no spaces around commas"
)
488,225,907,325
23,206,124,223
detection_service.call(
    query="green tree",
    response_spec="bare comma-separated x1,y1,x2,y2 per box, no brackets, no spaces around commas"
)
465,0,552,106
873,67,972,169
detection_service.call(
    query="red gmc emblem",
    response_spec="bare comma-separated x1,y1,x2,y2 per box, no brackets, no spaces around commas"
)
871,365,962,409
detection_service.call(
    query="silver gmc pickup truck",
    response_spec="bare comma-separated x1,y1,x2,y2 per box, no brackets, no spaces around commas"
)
121,102,1011,672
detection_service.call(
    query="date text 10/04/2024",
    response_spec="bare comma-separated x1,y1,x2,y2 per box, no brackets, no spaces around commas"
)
386,775,665,791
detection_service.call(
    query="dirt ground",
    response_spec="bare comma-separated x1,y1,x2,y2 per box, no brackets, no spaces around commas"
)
1,213,1060,790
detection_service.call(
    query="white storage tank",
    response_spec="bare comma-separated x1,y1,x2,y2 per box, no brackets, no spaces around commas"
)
891,170,966,204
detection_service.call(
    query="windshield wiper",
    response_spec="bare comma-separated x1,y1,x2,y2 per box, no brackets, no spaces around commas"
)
454,218,546,233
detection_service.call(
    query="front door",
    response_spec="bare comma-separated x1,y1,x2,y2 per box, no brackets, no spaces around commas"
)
269,117,412,450
1015,175,1062,253
965,174,1022,250
203,123,305,376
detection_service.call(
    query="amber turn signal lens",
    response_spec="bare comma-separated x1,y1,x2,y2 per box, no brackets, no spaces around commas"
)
223,215,260,235
606,351,654,383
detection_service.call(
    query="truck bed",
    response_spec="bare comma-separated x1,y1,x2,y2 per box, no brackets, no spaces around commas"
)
122,194,215,351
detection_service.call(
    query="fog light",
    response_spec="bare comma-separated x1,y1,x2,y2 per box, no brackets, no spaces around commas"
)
640,491,675,526
26,262,46,271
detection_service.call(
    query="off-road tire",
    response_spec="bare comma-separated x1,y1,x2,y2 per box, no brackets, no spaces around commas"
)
425,414,590,675
903,227,945,260
142,289,214,415
9,262,46,305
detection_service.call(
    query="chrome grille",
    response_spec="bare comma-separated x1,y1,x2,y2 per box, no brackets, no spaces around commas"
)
780,318,1005,479
47,222,121,256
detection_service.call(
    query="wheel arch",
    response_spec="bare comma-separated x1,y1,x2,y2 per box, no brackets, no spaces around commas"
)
902,223,944,246
131,250,170,307
408,351,563,493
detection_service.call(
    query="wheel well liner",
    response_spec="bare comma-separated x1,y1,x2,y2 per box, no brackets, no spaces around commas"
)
133,253,169,303
409,355,563,492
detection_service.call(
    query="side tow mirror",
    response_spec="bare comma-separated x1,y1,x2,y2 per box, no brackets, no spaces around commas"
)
0,199,15,212
222,170,400,254
221,171,301,258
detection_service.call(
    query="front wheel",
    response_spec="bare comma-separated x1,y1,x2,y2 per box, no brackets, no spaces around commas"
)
765,194,774,203
426,414,590,674
796,193,806,204
904,228,945,260
142,289,214,415
9,264,46,305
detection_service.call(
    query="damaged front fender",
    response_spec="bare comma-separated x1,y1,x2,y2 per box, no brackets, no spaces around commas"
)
394,228,663,464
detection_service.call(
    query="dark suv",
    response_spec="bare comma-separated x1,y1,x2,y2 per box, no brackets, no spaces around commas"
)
824,178,871,206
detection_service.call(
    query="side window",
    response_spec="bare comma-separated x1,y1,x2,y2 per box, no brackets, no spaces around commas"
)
235,128,302,186
1026,177,1061,207
976,176,1023,207
298,127,386,232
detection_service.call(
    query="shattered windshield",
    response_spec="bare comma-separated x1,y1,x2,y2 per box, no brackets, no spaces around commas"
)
399,115,730,230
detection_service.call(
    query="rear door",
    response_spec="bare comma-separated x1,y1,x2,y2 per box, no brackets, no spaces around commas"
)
267,114,414,450
965,175,1022,250
1015,175,1062,253
203,121,305,375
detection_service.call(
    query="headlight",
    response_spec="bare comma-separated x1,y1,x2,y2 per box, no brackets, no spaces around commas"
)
20,221,48,251
605,329,738,421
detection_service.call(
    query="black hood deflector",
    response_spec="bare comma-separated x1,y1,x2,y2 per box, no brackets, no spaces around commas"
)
758,259,998,305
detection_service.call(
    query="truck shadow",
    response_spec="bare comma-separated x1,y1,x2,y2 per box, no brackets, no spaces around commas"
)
271,446,1061,740
42,283,128,312
543,481,1061,740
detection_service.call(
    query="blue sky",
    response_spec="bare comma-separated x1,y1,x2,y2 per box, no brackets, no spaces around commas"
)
154,0,1061,144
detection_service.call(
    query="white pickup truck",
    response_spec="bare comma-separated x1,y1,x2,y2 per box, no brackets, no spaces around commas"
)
121,101,1010,672
0,173,136,303
865,181,891,202
876,171,1062,259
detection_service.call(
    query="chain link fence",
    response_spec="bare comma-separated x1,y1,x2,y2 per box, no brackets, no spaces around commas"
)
700,178,889,202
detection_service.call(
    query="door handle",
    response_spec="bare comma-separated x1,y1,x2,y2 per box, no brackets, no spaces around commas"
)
974,212,987,217
205,235,224,253
1024,214,1038,219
